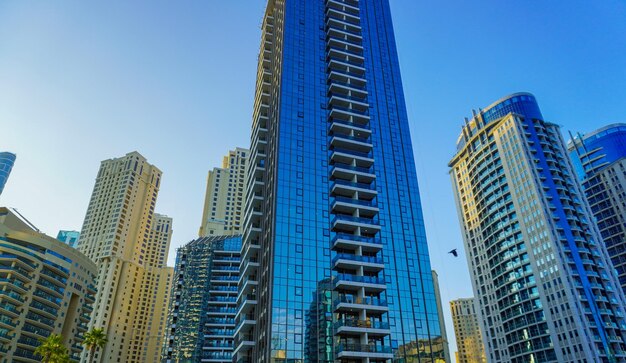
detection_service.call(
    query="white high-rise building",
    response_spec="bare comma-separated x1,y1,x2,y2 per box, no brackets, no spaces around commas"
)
449,93,626,362
450,298,486,363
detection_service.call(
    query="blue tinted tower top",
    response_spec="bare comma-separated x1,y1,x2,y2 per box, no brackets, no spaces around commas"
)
234,1,443,362
568,123,626,180
0,152,16,196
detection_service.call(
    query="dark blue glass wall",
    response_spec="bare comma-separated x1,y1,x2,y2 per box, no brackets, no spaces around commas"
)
268,0,442,361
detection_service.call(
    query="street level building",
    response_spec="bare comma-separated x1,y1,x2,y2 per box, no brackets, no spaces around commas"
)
77,152,173,363
234,0,444,362
449,93,626,362
0,207,97,362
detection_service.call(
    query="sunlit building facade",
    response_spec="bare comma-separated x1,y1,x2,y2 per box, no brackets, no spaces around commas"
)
449,93,626,362
0,207,97,362
163,235,241,363
568,124,626,291
450,298,485,363
199,148,248,237
234,1,443,362
77,152,174,363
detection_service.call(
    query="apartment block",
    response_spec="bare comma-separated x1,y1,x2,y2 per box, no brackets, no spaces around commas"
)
77,152,173,363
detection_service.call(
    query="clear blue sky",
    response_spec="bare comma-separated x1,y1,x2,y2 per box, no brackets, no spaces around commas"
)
1,0,625,355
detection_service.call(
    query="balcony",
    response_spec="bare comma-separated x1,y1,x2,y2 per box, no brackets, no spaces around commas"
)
233,334,255,355
332,233,382,253
332,214,380,234
331,147,374,169
326,0,360,17
330,119,371,140
331,179,377,200
332,253,384,272
237,294,258,315
234,313,256,336
332,196,378,218
333,273,386,292
335,344,393,359
331,162,375,184
334,295,388,313
334,319,390,336
330,134,372,153
241,258,259,278
326,7,361,26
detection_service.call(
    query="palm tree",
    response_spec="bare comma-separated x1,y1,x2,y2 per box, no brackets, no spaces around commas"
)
82,328,107,363
34,334,70,363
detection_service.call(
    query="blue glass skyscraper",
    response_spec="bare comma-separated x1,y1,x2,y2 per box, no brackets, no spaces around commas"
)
0,152,16,196
234,1,443,362
163,235,241,363
569,124,626,290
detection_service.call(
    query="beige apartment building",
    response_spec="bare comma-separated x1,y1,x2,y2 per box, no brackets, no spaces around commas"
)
450,298,486,363
77,152,173,363
0,207,97,362
198,148,248,237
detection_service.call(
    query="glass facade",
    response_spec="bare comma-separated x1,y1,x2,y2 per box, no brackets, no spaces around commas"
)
235,1,443,362
568,124,626,180
450,93,626,362
568,124,626,291
56,230,80,248
163,235,241,363
0,152,16,196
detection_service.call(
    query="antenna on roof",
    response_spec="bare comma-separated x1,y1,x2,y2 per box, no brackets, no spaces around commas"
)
10,208,40,233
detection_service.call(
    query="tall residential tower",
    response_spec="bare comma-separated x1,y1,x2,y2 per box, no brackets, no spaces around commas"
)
234,1,443,362
450,298,485,363
77,152,174,363
199,148,248,237
449,93,626,362
568,124,626,291
163,147,247,362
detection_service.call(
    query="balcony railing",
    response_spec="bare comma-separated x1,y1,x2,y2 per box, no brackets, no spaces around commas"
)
333,253,383,265
334,273,385,285
336,343,392,354
334,319,389,330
